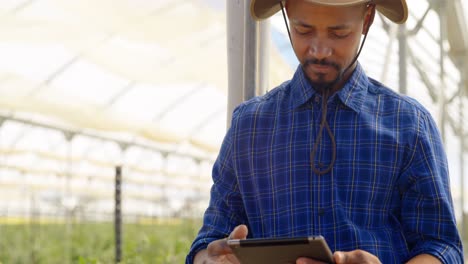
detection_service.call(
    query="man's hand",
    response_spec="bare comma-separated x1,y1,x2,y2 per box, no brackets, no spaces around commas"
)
193,225,248,264
296,249,381,264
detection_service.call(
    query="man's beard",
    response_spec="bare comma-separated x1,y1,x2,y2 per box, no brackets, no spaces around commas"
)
302,58,344,93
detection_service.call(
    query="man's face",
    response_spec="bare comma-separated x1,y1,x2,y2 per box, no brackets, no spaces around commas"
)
286,0,371,91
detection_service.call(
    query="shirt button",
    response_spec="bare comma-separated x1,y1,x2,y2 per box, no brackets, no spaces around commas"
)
314,96,320,103
319,208,325,216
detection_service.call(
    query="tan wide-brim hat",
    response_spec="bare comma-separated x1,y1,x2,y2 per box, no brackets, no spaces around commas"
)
250,0,408,24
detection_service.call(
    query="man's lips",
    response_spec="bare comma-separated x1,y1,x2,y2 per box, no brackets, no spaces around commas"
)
308,64,334,74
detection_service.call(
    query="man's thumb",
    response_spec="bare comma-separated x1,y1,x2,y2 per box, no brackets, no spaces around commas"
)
333,251,346,263
230,225,248,240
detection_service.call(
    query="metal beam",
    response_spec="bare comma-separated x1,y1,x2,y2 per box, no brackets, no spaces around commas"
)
226,0,244,127
437,1,447,143
398,24,407,94
446,0,468,59
243,0,258,101
6,0,36,16
227,0,270,126
151,83,202,122
406,46,438,101
258,20,271,95
104,81,136,109
459,71,466,240
380,24,397,84
0,114,215,163
407,5,431,37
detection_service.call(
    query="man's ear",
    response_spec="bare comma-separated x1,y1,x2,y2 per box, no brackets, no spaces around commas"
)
363,4,376,34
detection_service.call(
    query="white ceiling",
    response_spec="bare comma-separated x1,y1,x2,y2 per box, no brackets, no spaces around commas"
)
0,0,292,157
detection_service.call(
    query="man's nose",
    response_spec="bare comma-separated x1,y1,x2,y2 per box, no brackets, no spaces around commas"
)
308,39,332,60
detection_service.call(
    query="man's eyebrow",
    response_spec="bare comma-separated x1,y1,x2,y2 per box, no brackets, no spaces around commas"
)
328,25,351,30
290,19,351,30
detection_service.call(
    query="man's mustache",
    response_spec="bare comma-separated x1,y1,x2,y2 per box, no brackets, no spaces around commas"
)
303,58,340,71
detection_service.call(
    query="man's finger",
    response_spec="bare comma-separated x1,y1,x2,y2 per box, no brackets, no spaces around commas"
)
333,250,381,264
333,251,347,263
207,238,232,256
229,224,248,240
207,225,249,257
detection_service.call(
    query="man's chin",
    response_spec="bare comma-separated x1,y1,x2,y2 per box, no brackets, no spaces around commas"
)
307,72,337,83
306,72,342,93
309,81,335,92
301,66,343,93
308,75,339,92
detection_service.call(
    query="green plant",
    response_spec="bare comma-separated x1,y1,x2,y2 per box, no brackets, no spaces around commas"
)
0,219,201,264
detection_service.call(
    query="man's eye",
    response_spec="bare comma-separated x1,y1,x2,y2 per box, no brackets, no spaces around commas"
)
294,27,312,35
332,31,350,39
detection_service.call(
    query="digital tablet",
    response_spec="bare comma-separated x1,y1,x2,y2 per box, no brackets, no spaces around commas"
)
227,236,334,264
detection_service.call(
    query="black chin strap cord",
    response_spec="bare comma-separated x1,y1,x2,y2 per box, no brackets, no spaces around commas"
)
280,2,292,45
279,2,375,175
310,88,336,175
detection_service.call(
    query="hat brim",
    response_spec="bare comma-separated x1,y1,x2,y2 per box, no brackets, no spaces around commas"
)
250,0,408,24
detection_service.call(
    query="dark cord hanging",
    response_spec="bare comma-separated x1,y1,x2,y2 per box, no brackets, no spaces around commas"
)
279,1,375,175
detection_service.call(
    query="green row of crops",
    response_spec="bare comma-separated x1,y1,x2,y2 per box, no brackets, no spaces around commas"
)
0,219,201,264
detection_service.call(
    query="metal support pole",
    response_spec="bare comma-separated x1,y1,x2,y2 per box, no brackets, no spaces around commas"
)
398,24,407,95
381,24,397,84
64,132,74,264
226,0,245,128
460,91,466,241
115,166,122,264
459,58,466,241
437,1,447,143
243,0,258,101
227,0,270,128
258,20,271,95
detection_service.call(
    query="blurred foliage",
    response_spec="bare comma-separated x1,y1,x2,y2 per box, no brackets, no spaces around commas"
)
0,219,201,264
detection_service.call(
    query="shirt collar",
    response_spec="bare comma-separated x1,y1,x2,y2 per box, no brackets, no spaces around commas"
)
289,63,369,113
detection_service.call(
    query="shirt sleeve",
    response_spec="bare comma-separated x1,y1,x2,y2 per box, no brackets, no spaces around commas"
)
398,110,463,263
186,107,247,264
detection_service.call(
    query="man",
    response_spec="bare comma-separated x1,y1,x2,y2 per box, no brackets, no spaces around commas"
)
187,0,463,263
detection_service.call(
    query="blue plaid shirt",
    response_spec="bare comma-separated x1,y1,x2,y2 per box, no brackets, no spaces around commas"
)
187,64,463,263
